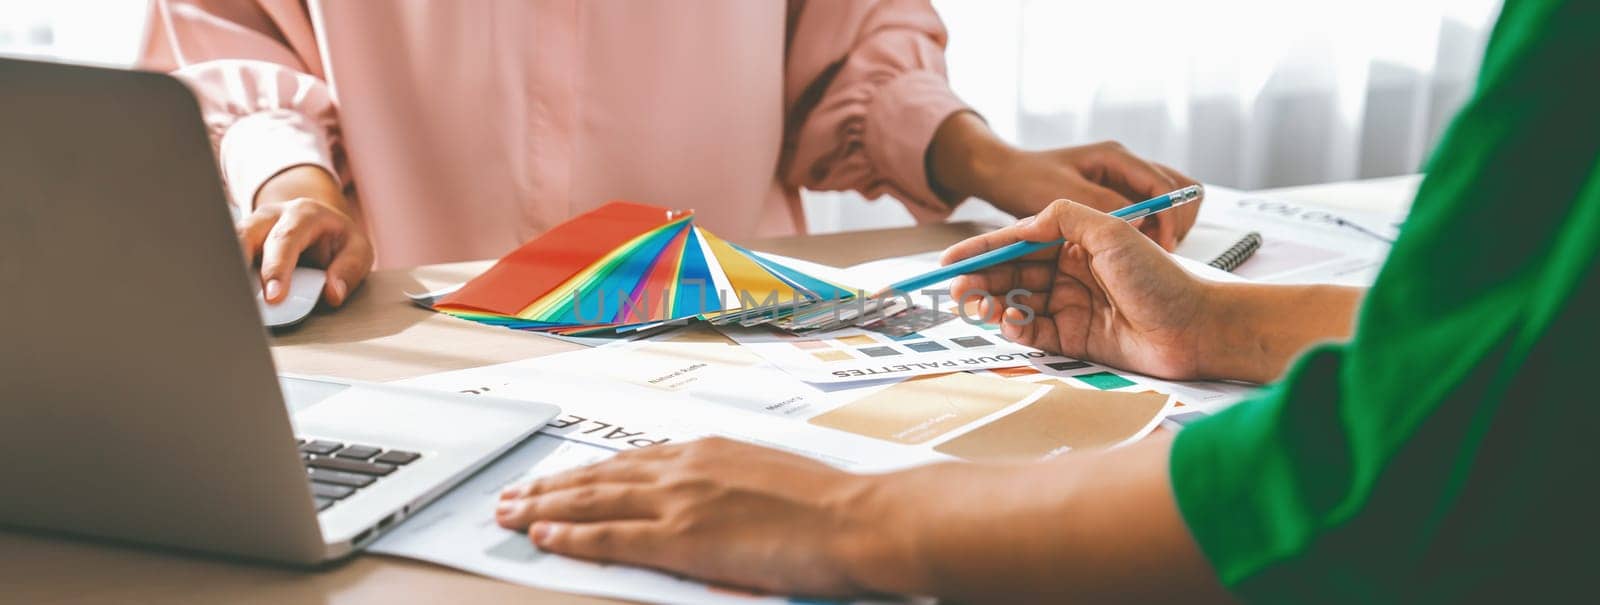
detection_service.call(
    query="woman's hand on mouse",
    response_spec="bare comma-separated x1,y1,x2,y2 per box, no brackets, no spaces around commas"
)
236,165,373,307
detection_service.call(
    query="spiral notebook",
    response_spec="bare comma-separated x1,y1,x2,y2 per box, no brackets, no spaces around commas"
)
1175,226,1263,273
1207,231,1262,271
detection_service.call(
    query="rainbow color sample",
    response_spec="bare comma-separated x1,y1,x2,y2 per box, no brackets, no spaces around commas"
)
432,201,858,335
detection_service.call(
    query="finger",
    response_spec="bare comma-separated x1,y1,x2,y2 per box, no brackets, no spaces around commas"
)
1054,243,1104,301
941,228,1027,266
258,205,335,303
939,213,1064,267
1016,260,1056,293
1041,277,1093,357
1058,177,1180,251
501,461,661,501
497,484,662,527
320,237,371,307
968,294,1005,324
1062,176,1139,214
1139,211,1181,252
1154,162,1203,242
947,198,1138,282
1084,142,1180,203
1153,161,1199,185
1008,263,1056,314
1058,177,1135,214
1037,199,1146,257
529,520,669,568
1076,145,1190,249
234,209,281,267
952,267,1007,300
1127,164,1185,250
948,273,989,306
981,261,1052,313
951,268,1012,322
998,305,1049,350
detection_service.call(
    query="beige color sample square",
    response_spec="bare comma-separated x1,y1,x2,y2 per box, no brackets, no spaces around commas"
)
635,326,761,367
808,373,1040,444
834,334,879,346
934,387,1168,462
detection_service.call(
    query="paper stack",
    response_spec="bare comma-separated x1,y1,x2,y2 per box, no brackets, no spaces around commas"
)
432,201,859,336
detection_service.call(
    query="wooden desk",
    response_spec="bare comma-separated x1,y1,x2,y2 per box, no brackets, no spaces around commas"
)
0,221,994,605
0,176,1417,604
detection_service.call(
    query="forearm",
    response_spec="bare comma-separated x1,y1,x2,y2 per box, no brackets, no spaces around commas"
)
1198,282,1364,383
851,433,1229,603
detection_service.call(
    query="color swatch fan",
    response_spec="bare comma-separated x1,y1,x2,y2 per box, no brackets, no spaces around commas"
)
431,201,858,335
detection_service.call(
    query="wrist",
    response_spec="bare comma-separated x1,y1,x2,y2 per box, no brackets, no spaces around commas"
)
255,164,349,213
1193,282,1270,382
827,470,938,596
927,112,1020,205
1196,283,1360,383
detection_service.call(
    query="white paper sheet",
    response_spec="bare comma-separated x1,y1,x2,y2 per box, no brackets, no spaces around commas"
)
371,324,1199,597
370,434,909,605
1177,186,1399,286
375,352,937,604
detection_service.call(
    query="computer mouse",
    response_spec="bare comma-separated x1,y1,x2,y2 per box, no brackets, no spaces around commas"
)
256,267,326,330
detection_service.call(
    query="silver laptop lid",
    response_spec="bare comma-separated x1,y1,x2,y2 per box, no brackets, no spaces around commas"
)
0,58,325,563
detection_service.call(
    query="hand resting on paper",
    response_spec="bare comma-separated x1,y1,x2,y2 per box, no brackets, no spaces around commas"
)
495,433,1228,602
945,199,1366,384
496,437,884,595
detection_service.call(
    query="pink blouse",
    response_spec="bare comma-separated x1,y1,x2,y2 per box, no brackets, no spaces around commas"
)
141,0,971,269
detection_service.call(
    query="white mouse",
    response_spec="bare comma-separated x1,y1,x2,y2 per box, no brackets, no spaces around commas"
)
255,267,326,330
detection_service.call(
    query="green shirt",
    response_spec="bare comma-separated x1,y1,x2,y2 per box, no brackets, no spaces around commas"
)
1170,1,1600,602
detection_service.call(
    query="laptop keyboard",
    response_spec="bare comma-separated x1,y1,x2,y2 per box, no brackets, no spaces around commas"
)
297,438,422,511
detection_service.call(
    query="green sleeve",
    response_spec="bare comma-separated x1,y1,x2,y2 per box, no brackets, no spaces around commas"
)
1169,1,1600,602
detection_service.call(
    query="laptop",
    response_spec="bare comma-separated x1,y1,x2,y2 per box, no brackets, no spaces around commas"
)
0,57,560,565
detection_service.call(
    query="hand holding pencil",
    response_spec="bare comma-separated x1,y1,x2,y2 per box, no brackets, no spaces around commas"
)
782,186,1205,333
941,195,1215,381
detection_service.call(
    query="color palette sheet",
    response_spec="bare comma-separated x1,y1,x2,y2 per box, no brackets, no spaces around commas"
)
991,357,1258,409
973,353,1259,414
430,201,858,335
716,309,1056,383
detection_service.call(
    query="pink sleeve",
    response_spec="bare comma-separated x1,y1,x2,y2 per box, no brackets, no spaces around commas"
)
140,0,344,213
783,0,972,223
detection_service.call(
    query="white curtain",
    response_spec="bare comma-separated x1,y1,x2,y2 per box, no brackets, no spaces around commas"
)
803,0,1505,233
0,0,1504,234
0,1,147,67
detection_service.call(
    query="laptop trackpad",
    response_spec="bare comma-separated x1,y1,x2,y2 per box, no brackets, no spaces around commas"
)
280,376,352,414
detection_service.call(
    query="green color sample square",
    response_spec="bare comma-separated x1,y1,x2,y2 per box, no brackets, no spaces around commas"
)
1073,371,1136,390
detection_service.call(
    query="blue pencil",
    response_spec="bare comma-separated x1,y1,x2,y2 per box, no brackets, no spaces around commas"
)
770,184,1205,332
881,184,1205,294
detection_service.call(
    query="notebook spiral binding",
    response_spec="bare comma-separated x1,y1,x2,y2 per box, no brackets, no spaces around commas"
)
1207,231,1263,272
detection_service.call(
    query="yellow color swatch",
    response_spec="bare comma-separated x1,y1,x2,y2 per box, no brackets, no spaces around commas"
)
812,350,852,362
698,229,798,309
835,334,879,346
